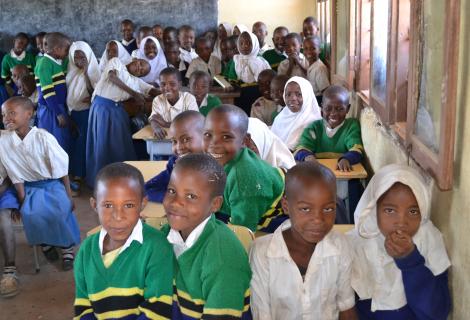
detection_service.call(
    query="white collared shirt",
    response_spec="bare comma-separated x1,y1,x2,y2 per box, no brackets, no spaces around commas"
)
186,55,222,79
122,38,136,47
10,49,26,61
307,60,330,96
167,216,211,258
99,219,143,255
150,91,199,122
277,53,309,78
179,48,198,64
249,220,355,320
324,119,346,138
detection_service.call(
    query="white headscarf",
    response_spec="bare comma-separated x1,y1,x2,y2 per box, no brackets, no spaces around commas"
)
248,118,296,169
233,31,270,83
348,164,450,311
233,24,249,35
99,40,132,73
270,76,322,150
136,36,167,85
66,41,101,111
213,22,233,59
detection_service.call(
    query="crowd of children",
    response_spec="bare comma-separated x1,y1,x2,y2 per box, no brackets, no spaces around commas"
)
0,15,451,320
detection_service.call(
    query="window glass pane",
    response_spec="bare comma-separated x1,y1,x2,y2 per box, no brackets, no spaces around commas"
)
335,0,348,77
414,0,445,152
371,0,389,103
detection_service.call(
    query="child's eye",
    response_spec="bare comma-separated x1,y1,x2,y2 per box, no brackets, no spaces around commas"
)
124,203,136,209
182,137,191,143
299,207,310,212
323,207,335,214
222,135,232,140
384,208,395,214
409,209,420,216
203,132,211,138
103,203,113,209
186,193,197,200
167,188,176,195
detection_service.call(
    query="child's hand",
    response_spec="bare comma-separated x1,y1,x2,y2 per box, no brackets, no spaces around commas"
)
81,96,92,104
57,114,68,128
337,158,352,172
152,126,167,140
10,209,21,223
305,154,317,163
133,93,146,107
385,230,415,258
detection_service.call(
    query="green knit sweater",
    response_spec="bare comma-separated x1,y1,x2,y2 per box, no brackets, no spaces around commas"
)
1,51,36,85
199,94,222,117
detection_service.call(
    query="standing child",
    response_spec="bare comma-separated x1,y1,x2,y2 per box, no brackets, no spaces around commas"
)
189,71,222,116
178,25,198,64
120,19,138,55
11,64,30,90
162,153,252,319
250,69,277,126
204,105,287,232
162,26,178,49
262,26,289,72
0,97,80,270
35,32,47,61
349,164,451,319
277,33,309,78
269,74,289,122
149,67,198,139
135,36,167,86
212,22,233,60
271,76,322,150
250,162,357,319
304,36,330,104
152,24,164,41
303,16,329,64
164,42,188,83
74,163,174,319
186,37,221,79
99,40,132,73
252,21,272,55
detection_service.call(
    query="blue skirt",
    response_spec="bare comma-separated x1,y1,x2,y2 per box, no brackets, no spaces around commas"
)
21,179,80,247
85,96,136,188
69,109,90,178
37,104,71,154
0,187,19,210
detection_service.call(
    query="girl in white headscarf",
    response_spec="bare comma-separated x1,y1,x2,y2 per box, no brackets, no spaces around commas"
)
348,164,451,319
233,31,270,83
135,36,167,86
66,41,101,179
213,22,233,60
271,76,321,150
98,40,132,73
247,117,295,169
233,24,249,36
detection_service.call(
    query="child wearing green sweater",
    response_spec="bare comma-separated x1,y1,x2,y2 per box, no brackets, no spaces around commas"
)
73,163,174,320
189,71,222,117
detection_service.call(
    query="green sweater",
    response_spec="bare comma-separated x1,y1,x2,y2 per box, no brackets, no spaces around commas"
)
262,49,286,72
1,51,36,85
222,59,238,81
222,148,285,232
73,223,174,320
162,215,251,320
199,94,222,116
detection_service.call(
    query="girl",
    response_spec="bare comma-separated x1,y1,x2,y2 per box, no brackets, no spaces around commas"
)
66,41,100,181
349,164,451,319
271,76,321,150
212,22,233,60
98,40,132,73
135,36,167,86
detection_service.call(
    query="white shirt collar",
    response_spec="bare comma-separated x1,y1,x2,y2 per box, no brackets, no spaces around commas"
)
122,38,135,46
199,94,209,108
44,53,63,65
167,215,211,258
10,49,26,61
98,219,143,255
324,119,345,138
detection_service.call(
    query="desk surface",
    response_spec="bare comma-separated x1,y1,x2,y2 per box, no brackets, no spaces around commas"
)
132,125,169,141
317,159,368,180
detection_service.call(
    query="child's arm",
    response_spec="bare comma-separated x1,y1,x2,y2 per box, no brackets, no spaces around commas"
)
148,97,170,139
1,55,12,86
337,120,364,171
13,183,25,204
294,123,319,161
73,246,97,320
144,156,176,203
249,243,273,320
108,70,146,106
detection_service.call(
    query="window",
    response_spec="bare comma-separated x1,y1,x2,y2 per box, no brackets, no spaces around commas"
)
317,0,332,65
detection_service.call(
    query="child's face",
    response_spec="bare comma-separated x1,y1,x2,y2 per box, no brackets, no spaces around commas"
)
42,37,48,53
239,33,253,55
252,23,267,46
203,112,246,166
220,41,229,62
377,182,421,238
196,40,212,63
303,22,319,38
163,31,177,48
164,44,180,66
91,177,146,248
303,39,320,61
53,44,70,60
144,39,158,60
270,80,286,106
127,59,151,77
160,73,181,104
1,101,32,131
106,42,119,60
272,29,288,52
121,22,134,41
36,36,44,53
285,37,301,56
13,38,28,55
285,82,303,112
168,118,204,157
258,74,273,100
322,95,349,129
179,30,195,51
18,78,35,97
73,50,88,69
11,66,28,85
233,26,241,37
153,26,163,40
190,77,210,105
218,24,228,40
163,167,222,240
225,41,237,61
138,30,153,48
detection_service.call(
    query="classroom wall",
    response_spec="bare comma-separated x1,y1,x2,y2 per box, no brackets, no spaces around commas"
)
218,0,316,46
355,0,470,318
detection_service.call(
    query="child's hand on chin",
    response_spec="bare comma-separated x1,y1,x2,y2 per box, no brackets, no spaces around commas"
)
385,230,415,259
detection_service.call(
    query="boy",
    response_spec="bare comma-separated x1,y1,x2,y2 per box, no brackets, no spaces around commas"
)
120,19,138,54
186,37,221,79
34,32,72,153
152,24,164,41
304,36,330,104
189,71,222,116
269,74,289,122
164,42,188,84
221,35,238,79
35,32,47,60
252,21,272,55
250,162,357,319
262,26,288,72
11,64,30,89
203,105,286,232
145,110,205,202
74,163,174,319
250,69,277,126
163,26,178,49
277,33,309,78
162,153,252,319
178,25,198,64
0,97,80,270
303,16,329,64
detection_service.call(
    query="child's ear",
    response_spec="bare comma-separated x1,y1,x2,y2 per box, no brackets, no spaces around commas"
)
210,195,224,213
242,134,251,147
90,197,97,212
140,195,148,211
281,196,290,216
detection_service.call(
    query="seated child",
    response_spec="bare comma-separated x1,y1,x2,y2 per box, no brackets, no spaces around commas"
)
152,24,164,41
269,74,289,122
304,36,330,105
130,26,153,59
74,163,174,319
35,31,47,60
11,64,30,90
149,67,198,139
186,37,222,79
204,105,286,232
0,97,80,270
250,162,357,319
252,21,272,55
99,40,132,73
303,16,329,64
162,26,178,49
135,36,167,86
161,153,251,319
349,164,451,319
212,22,233,60
277,33,309,78
250,69,277,126
145,110,205,202
86,57,157,187
17,74,38,106
164,42,189,84
178,25,198,64
271,76,321,150
120,19,138,54
203,30,217,50
247,117,296,170
221,35,238,80
189,71,222,116
262,26,289,72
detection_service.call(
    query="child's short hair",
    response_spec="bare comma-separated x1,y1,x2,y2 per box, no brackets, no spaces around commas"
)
178,25,194,35
195,36,211,47
304,35,322,48
159,67,182,82
18,74,36,92
14,32,29,43
257,69,276,82
35,31,46,38
174,153,226,197
271,74,290,86
323,85,350,105
303,16,319,27
94,162,145,197
285,162,336,199
153,24,162,29
164,26,178,36
209,104,249,136
3,96,34,111
189,70,211,85
173,110,205,129
138,26,152,36
285,33,302,44
121,19,134,27
45,32,70,50
273,26,289,34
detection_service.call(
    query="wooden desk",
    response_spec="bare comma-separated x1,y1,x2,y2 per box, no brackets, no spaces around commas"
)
132,126,172,158
210,89,241,105
317,159,368,180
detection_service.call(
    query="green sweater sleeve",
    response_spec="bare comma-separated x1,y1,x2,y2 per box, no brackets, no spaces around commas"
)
1,55,12,84
295,120,321,153
73,238,97,319
223,59,238,81
344,119,364,154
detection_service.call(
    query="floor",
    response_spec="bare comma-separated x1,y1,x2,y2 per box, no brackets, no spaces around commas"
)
0,188,98,320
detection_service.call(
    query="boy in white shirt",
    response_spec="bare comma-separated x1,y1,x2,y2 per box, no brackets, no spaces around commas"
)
250,69,277,126
178,25,198,64
252,21,272,55
186,37,221,79
277,33,309,78
304,36,330,105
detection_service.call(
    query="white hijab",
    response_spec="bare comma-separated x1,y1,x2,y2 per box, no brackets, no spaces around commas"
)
248,118,296,169
233,24,249,35
348,164,450,311
136,36,167,85
99,40,132,73
233,31,270,83
66,41,100,111
271,76,321,150
213,22,233,59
